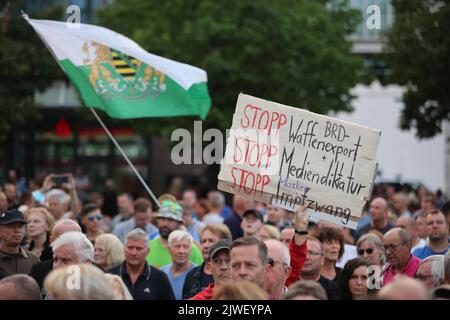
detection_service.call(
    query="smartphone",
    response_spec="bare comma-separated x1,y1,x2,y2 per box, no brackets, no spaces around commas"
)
52,175,69,186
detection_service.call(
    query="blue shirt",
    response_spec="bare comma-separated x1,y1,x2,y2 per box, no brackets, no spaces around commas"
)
224,211,243,240
160,263,197,300
220,206,233,219
412,245,449,259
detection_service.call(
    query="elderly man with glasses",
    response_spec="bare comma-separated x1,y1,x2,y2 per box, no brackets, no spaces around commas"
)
381,227,421,285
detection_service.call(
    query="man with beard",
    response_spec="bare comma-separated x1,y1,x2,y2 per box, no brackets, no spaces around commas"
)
146,201,203,268
413,209,449,259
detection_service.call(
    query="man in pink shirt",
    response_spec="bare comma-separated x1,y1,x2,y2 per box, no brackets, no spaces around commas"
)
382,227,421,285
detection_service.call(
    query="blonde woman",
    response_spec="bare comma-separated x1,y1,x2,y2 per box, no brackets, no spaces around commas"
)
105,274,133,300
26,207,55,261
44,264,114,300
259,224,281,241
94,233,125,270
212,280,268,300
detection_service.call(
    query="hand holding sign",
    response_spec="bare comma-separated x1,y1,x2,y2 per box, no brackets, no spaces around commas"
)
294,205,309,246
294,205,310,231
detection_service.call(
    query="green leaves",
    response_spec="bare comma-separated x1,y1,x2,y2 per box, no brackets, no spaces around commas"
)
97,0,364,136
0,1,63,137
384,0,450,138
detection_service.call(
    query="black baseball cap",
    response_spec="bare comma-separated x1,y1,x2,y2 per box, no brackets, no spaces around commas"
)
0,209,27,225
243,209,264,222
208,239,232,260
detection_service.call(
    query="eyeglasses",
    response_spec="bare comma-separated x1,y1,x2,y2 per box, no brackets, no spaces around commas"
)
382,242,407,252
415,274,433,281
87,214,103,222
268,258,289,269
307,250,323,257
358,248,374,255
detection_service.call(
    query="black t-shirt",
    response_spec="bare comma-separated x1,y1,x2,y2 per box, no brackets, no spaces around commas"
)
108,262,175,300
182,263,214,299
318,275,336,300
28,238,53,262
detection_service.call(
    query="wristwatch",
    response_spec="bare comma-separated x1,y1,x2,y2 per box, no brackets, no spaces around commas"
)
295,229,308,235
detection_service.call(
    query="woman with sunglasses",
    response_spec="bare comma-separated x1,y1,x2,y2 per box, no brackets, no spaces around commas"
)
356,233,385,267
80,203,104,244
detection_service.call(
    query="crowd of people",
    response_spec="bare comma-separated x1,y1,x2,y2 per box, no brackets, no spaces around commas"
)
0,170,449,300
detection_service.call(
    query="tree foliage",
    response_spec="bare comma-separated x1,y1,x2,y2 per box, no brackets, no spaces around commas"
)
0,1,63,137
384,0,450,138
97,0,366,135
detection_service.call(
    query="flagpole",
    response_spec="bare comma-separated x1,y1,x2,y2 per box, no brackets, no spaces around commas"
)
89,107,160,208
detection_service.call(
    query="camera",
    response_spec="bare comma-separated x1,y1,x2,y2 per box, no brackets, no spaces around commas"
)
52,175,69,186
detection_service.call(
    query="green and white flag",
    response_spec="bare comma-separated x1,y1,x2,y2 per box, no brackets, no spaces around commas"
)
26,17,211,119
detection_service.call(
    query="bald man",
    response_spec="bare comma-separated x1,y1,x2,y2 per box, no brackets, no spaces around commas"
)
396,215,426,252
378,275,430,300
355,197,395,242
382,228,421,285
29,219,82,290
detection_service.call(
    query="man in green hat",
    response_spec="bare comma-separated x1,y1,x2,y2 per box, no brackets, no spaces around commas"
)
146,201,203,268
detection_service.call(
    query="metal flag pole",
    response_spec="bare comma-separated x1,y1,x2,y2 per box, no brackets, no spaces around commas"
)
89,107,160,208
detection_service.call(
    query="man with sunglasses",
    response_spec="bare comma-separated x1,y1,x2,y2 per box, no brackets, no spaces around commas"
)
264,239,292,299
79,203,104,245
382,227,421,285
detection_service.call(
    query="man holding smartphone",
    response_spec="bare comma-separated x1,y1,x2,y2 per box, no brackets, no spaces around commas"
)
41,173,82,222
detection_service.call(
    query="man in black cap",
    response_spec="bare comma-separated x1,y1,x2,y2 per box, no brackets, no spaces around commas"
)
241,209,264,240
0,209,39,276
189,239,232,300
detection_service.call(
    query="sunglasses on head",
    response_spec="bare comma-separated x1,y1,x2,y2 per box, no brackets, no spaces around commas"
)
87,214,103,222
358,248,374,255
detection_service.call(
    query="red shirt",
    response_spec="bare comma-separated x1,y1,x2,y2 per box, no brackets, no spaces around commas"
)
382,255,421,286
285,239,307,287
188,283,215,300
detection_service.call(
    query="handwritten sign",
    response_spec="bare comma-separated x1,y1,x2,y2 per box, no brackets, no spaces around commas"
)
218,93,381,229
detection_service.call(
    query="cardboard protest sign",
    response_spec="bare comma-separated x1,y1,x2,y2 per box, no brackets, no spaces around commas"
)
218,93,381,229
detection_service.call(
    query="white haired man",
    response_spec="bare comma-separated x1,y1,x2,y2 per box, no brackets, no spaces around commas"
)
52,231,94,269
160,230,197,300
30,219,82,290
42,173,82,221
108,228,174,300
415,255,445,288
